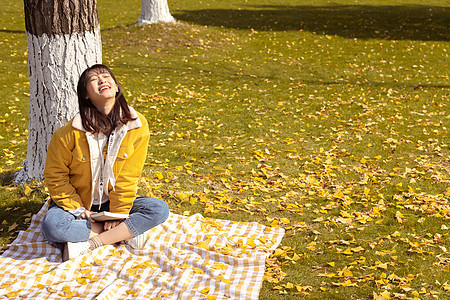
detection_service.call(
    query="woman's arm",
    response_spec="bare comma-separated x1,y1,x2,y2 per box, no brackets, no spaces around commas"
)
44,128,85,212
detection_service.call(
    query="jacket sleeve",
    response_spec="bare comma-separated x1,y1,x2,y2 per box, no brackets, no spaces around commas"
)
44,129,84,211
109,117,150,214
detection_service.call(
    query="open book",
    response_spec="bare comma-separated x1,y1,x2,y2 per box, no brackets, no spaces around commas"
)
91,211,129,221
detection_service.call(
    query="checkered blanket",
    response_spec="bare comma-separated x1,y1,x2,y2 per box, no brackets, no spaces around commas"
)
0,201,284,299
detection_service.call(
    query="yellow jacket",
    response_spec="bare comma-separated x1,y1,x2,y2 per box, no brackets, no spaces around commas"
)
44,107,149,214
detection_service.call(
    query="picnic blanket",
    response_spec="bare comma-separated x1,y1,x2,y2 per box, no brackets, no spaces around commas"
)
0,201,284,299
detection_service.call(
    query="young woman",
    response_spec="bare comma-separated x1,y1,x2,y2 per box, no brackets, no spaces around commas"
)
42,64,169,261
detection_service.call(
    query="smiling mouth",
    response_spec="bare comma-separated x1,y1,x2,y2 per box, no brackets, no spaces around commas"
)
99,86,110,92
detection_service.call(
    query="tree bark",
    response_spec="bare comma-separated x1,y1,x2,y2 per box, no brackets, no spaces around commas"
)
137,0,175,25
16,0,102,183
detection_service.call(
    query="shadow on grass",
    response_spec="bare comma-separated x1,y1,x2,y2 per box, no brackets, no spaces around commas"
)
0,29,25,34
173,4,450,41
0,170,16,187
115,60,450,91
0,171,45,253
0,199,43,254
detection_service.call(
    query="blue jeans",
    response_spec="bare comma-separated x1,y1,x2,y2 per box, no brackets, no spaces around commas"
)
41,197,169,244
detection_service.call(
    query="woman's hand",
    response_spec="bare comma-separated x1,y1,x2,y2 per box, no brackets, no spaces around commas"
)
77,210,96,223
104,220,122,231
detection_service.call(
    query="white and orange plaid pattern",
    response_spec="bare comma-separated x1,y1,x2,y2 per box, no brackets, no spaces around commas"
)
0,201,284,299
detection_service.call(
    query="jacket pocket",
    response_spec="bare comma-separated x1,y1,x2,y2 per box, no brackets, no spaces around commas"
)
113,144,134,176
70,146,90,175
116,144,134,160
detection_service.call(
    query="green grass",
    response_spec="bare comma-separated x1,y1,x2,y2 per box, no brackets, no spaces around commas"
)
1,0,449,299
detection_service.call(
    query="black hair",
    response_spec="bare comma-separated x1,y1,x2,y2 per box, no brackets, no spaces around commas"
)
77,64,136,135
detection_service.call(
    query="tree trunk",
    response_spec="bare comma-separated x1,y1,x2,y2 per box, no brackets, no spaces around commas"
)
137,0,175,25
16,0,102,183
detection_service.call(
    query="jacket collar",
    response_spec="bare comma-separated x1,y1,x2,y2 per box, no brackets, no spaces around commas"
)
72,106,142,132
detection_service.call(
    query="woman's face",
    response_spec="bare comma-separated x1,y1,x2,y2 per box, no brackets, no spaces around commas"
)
85,68,118,113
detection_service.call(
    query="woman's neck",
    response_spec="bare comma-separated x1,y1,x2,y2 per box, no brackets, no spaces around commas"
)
95,100,115,115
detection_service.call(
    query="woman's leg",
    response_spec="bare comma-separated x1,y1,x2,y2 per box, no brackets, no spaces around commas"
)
124,196,170,237
42,203,92,244
89,222,104,238
96,222,133,245
96,197,169,245
52,197,169,260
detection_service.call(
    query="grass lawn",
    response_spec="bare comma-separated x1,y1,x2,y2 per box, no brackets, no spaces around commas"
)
0,0,449,299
